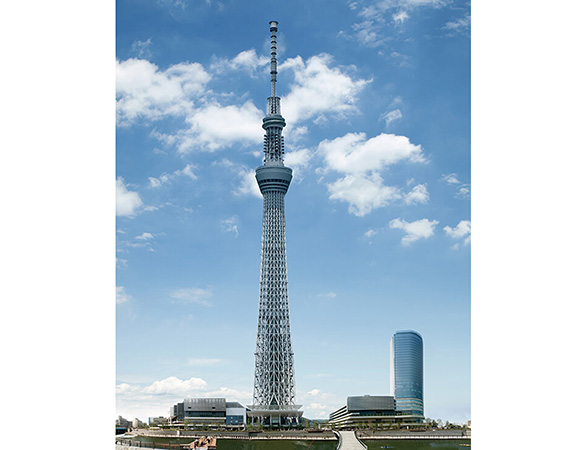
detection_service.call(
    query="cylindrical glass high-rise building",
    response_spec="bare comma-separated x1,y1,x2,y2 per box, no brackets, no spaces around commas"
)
390,330,424,421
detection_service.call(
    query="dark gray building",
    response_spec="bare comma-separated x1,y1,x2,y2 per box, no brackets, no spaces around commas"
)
169,398,247,428
329,396,397,428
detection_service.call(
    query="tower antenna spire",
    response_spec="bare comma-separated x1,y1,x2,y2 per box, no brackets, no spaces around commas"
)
269,21,278,98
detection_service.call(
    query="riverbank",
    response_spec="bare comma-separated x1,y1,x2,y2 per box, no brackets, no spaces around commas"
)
132,429,337,440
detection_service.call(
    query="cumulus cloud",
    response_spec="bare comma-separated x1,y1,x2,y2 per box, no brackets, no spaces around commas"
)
118,52,368,154
317,132,426,216
116,177,143,217
444,219,471,247
284,148,313,179
234,168,262,198
116,377,252,423
210,49,269,77
280,54,370,126
143,377,207,395
170,287,213,306
328,172,402,216
319,132,425,174
389,217,439,245
404,183,429,205
298,388,339,419
154,101,263,153
116,59,210,125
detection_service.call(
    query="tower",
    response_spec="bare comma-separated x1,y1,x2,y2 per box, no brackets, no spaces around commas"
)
248,21,302,428
390,330,425,422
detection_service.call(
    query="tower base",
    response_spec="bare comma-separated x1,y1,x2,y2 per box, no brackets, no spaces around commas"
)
247,405,303,427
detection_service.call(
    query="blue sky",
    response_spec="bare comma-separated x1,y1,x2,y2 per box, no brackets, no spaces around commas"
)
115,0,471,423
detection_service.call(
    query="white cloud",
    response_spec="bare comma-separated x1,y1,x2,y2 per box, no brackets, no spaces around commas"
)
116,59,210,125
444,219,471,246
442,173,470,198
220,216,239,237
284,148,312,179
155,100,263,153
318,132,425,174
280,54,370,126
148,164,198,188
116,286,131,304
142,376,208,395
389,217,439,245
319,132,427,216
443,13,471,34
393,10,410,23
116,177,143,217
210,49,269,77
382,108,403,126
456,186,470,198
116,377,252,421
365,228,378,238
442,173,460,184
350,0,447,47
170,287,213,306
234,168,262,198
135,232,154,240
328,172,401,217
404,183,429,205
131,39,153,59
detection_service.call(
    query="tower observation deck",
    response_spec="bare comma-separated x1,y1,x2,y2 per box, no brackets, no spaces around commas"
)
248,21,302,427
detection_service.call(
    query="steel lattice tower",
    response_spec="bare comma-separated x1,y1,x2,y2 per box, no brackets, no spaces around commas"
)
248,21,302,427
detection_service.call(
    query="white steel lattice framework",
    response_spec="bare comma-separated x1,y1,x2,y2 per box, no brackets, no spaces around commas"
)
248,21,302,427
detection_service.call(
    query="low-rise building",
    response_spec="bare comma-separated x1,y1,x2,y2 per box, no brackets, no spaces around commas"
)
329,395,424,429
116,415,131,428
132,418,145,428
148,416,169,426
169,398,248,428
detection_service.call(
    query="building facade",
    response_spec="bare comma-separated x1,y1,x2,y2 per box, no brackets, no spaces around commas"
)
329,396,397,428
169,398,247,428
390,330,424,422
248,20,302,428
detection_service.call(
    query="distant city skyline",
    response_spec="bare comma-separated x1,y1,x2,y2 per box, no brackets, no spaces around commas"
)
116,0,471,423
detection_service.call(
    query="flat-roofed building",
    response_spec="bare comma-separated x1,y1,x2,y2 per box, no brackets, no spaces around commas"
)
329,396,397,428
169,398,248,428
148,416,169,426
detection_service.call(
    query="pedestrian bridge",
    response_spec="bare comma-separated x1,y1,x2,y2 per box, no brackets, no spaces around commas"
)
335,431,367,450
